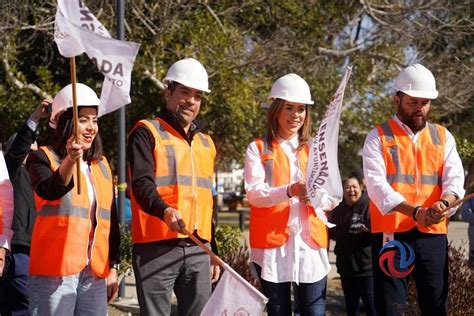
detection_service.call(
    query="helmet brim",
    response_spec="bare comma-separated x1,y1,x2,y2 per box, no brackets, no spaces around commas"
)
163,78,211,93
268,96,314,105
399,89,438,100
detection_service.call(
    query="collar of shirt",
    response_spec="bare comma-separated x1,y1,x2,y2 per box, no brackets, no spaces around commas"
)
277,134,299,152
158,109,201,145
393,114,429,144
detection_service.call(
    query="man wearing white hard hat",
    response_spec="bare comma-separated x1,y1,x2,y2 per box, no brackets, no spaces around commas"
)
128,58,220,315
362,64,465,315
245,73,330,315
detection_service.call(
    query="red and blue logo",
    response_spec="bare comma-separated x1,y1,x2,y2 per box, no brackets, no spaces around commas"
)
378,240,415,278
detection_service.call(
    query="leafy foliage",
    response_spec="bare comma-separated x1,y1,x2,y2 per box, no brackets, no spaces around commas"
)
0,1,472,185
215,225,260,289
118,224,133,277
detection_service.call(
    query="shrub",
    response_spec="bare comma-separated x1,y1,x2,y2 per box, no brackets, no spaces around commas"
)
215,225,241,256
119,224,133,277
406,241,473,315
215,225,260,290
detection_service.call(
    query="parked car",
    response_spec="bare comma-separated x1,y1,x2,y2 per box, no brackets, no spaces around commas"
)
222,191,244,211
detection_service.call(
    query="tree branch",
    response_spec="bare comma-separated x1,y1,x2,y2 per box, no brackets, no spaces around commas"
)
318,45,365,57
143,68,165,90
2,57,52,99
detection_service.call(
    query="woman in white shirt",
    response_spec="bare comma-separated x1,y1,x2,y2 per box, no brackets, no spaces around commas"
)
245,74,330,316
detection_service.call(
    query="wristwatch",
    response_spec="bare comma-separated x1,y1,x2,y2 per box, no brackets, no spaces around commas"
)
110,263,120,270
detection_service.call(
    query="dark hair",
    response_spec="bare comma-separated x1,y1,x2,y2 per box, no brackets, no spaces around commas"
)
266,99,311,150
349,169,364,183
342,175,363,187
396,91,406,100
166,81,180,94
52,107,103,162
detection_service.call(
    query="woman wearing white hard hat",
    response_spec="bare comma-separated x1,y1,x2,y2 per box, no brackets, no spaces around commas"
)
26,83,120,315
245,74,330,315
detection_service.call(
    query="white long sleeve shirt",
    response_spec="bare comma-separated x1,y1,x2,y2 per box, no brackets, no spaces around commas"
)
363,115,465,216
244,136,331,284
0,151,14,251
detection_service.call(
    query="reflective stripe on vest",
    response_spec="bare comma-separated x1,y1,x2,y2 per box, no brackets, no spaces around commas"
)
147,120,213,189
370,119,446,234
30,146,113,277
249,137,328,249
381,122,441,186
130,118,215,243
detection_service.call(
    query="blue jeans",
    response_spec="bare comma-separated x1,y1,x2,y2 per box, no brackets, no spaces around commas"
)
372,229,448,316
340,275,376,316
28,264,107,316
254,263,327,316
0,253,30,316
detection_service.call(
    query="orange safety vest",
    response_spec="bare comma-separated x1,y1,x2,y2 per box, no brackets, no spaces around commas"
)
30,146,113,277
249,137,328,249
130,118,215,243
369,119,447,234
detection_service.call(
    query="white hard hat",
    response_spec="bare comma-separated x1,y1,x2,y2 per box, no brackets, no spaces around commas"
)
268,73,314,105
163,58,210,93
50,83,100,129
395,64,438,99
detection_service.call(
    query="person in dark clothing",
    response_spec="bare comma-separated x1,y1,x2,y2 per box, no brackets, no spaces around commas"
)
0,99,50,316
329,175,376,316
128,58,220,315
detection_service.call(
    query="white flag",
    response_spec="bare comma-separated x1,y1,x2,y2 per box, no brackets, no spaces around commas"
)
306,66,352,227
201,264,268,316
54,0,140,116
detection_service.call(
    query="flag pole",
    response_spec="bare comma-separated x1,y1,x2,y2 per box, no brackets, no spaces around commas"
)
183,229,227,267
182,228,268,300
445,193,474,212
69,57,81,194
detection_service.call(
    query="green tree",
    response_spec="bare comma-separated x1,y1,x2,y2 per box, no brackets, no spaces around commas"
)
1,0,472,186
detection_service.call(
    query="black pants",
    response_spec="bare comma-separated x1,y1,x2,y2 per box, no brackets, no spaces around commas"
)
371,229,448,316
340,275,376,316
0,253,30,316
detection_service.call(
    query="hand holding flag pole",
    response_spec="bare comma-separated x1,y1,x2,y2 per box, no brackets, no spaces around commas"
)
69,57,81,194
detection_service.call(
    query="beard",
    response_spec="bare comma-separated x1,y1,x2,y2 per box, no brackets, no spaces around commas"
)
397,107,430,133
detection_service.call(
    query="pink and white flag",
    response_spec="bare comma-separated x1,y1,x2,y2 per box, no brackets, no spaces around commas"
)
54,0,140,116
306,66,352,227
201,264,267,316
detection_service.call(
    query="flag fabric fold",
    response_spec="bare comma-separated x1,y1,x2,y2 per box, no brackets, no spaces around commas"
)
201,263,268,316
54,0,140,116
306,66,353,227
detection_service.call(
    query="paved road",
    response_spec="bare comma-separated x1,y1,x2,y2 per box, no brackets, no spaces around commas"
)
110,221,470,315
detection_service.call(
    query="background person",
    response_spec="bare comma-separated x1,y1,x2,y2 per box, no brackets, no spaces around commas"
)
245,73,329,316
329,175,375,316
363,64,465,315
26,83,120,315
0,149,14,279
128,58,220,315
0,99,50,316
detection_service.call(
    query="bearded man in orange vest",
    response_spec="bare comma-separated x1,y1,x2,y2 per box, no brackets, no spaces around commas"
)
128,58,220,315
362,64,465,316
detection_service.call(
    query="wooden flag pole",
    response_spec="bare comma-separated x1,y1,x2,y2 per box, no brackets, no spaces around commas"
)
182,228,226,268
445,193,474,212
70,57,81,194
